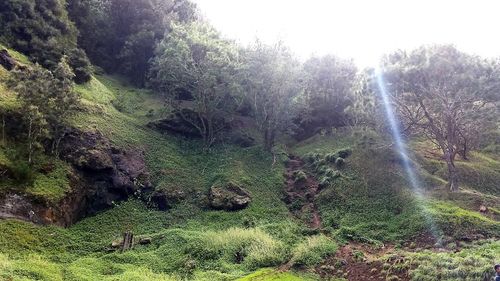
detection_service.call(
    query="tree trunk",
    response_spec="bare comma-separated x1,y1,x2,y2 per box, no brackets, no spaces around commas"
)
445,153,459,192
1,114,5,146
28,118,33,164
460,141,468,160
263,127,273,152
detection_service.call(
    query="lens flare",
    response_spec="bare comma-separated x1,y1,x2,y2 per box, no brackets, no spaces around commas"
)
374,67,443,244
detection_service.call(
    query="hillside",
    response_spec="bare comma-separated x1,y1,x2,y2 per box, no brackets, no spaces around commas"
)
0,1,499,280
0,49,499,280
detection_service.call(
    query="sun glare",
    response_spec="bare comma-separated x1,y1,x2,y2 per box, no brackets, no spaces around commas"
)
194,0,500,66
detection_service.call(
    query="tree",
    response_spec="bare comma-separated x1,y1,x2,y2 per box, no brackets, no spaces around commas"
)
344,69,379,129
67,48,92,84
380,45,500,191
8,58,80,162
148,22,240,148
241,41,302,151
298,55,357,137
0,0,92,84
49,57,80,154
68,0,197,86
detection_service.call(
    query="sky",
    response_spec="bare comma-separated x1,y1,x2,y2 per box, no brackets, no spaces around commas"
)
193,0,500,67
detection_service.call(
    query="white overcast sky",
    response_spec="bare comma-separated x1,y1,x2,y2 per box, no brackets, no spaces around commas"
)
193,0,500,67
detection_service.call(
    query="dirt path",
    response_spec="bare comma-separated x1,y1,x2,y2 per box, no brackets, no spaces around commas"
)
283,155,322,229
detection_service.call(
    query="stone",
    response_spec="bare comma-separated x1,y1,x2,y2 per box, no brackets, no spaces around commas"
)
138,237,152,245
147,109,203,138
208,182,251,211
149,187,185,211
111,239,122,248
479,205,488,213
0,49,17,71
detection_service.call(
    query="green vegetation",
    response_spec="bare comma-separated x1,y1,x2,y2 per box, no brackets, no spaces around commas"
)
406,240,500,281
236,268,318,281
0,1,92,83
0,1,498,280
290,235,337,267
294,129,499,244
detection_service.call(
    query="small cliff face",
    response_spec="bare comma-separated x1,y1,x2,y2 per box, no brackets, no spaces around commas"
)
0,128,151,226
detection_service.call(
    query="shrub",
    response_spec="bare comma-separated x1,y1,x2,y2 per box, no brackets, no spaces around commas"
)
11,161,34,184
335,157,345,168
67,48,92,84
336,148,352,159
290,235,337,267
293,170,307,182
318,177,329,188
325,153,337,163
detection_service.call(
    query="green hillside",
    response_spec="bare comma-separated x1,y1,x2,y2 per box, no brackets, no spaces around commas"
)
0,1,499,280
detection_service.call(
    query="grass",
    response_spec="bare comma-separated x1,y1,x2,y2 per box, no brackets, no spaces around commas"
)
0,74,315,280
0,56,498,280
425,200,499,238
236,268,318,281
406,240,500,281
290,235,337,267
293,128,499,244
0,143,72,202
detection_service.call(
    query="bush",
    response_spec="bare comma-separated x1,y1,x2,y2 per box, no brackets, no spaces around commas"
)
304,152,321,163
325,153,336,163
11,161,34,184
67,48,92,84
293,170,307,182
290,235,337,267
335,157,345,168
336,148,352,159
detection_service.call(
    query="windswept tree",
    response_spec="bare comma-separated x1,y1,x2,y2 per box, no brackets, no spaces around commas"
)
148,22,241,148
241,41,302,151
380,45,500,191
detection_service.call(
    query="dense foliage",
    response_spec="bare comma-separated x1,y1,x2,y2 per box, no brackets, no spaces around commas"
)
67,0,197,86
0,0,92,83
0,1,499,280
7,58,79,162
380,45,500,190
241,41,302,150
149,22,240,148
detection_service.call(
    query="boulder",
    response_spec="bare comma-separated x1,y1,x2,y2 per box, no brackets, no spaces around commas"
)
479,205,488,213
0,49,17,71
77,149,114,171
147,109,202,138
208,182,251,211
138,237,152,245
149,187,185,211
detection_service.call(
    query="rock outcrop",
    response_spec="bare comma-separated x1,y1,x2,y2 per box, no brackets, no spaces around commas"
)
0,49,17,71
208,182,251,211
147,109,203,138
0,128,151,226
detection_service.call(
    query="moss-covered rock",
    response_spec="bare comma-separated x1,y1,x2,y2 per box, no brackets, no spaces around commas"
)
208,182,252,211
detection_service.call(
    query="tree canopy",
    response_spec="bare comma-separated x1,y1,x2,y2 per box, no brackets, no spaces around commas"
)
380,45,500,191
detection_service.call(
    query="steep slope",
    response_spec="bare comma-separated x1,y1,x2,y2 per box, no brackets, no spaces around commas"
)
291,128,500,280
0,44,499,280
0,65,333,280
